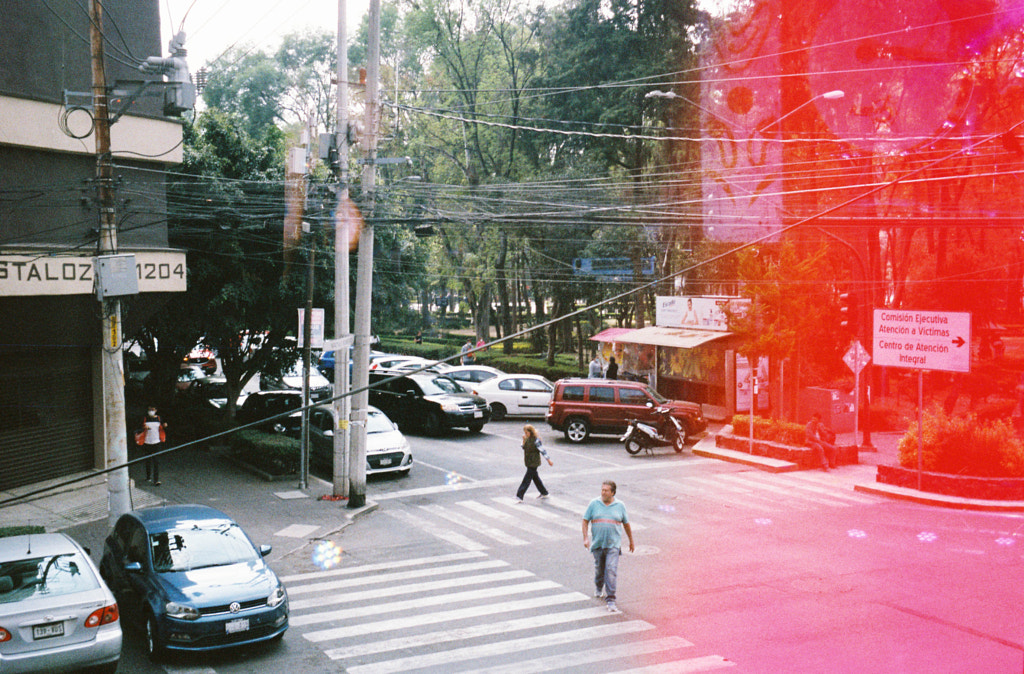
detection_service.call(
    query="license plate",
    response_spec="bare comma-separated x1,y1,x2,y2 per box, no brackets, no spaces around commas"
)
225,618,250,634
379,457,392,466
474,410,483,418
33,621,64,640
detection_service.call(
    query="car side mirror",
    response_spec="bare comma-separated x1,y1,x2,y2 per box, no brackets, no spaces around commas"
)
645,401,654,408
324,429,334,438
259,544,273,557
405,389,416,397
124,561,142,574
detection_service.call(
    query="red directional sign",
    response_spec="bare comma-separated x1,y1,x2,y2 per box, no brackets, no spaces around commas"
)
872,309,971,373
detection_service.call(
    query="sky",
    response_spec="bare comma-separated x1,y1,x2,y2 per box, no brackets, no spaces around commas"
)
159,0,371,69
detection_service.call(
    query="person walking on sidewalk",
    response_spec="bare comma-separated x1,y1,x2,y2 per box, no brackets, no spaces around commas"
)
515,425,552,502
582,480,634,613
140,405,167,486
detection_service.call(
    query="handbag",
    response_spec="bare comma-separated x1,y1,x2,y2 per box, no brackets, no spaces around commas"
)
134,429,146,446
159,425,166,443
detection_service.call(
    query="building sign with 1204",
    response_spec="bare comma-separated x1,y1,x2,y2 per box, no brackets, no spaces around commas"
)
872,309,971,373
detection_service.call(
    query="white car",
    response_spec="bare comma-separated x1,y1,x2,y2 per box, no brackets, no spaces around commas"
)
444,365,505,385
0,533,122,674
472,374,554,420
309,405,413,476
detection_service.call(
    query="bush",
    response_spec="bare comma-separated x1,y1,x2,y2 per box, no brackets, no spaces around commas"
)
897,407,1024,477
0,525,46,538
230,429,300,476
866,400,907,431
729,415,807,446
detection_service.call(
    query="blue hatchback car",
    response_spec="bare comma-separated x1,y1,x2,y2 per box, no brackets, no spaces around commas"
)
99,505,287,660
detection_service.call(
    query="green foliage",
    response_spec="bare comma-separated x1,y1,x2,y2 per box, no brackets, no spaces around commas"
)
897,407,1024,478
230,430,300,477
0,525,46,538
730,415,808,446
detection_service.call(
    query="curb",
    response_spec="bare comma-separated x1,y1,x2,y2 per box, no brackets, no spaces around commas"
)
692,446,800,473
854,482,1024,512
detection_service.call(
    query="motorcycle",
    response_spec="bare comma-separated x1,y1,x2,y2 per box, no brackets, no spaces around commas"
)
621,405,687,455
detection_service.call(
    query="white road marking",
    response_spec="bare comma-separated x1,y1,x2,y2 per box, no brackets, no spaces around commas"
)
472,636,695,674
280,550,485,583
286,559,510,596
273,523,320,538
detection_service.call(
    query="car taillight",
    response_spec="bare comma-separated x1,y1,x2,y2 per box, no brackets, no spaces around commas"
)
0,627,11,642
85,603,120,628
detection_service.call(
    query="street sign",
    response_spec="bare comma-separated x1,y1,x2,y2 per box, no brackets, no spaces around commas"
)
843,340,871,374
872,309,971,373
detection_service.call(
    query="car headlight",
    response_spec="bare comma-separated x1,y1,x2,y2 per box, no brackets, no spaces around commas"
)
267,585,287,608
165,601,200,620
440,402,461,413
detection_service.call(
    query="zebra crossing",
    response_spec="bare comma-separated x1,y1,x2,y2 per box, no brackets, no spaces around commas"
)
280,551,734,673
376,471,886,553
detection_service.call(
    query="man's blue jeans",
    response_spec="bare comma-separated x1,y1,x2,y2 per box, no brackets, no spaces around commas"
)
592,546,620,601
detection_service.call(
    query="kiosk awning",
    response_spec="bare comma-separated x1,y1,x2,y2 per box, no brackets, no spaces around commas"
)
590,326,729,349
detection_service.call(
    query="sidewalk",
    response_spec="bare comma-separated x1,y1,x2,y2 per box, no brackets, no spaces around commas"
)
0,445,376,561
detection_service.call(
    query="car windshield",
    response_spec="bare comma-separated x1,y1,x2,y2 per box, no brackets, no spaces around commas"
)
417,376,464,395
0,552,99,603
644,386,669,404
150,524,259,572
367,411,396,434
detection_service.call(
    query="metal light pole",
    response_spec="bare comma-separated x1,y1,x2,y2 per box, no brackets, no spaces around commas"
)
349,0,380,508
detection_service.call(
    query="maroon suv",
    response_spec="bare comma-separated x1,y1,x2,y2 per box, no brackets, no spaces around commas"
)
546,378,706,443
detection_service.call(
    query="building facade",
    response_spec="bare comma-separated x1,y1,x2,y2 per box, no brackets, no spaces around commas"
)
1,0,186,490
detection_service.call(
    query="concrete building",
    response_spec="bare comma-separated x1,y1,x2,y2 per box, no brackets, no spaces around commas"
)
1,0,186,491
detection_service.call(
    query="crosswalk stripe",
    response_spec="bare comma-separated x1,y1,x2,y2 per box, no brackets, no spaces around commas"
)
491,497,577,528
323,606,613,660
303,592,588,642
608,655,736,673
668,477,776,512
344,620,659,674
287,559,510,596
420,503,530,545
774,474,883,504
279,550,486,583
291,579,561,627
457,500,565,539
708,473,818,508
548,495,649,531
721,473,853,507
290,569,535,611
472,635,694,674
386,509,489,550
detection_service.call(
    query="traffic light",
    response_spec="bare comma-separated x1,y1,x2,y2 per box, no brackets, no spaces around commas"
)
839,291,859,333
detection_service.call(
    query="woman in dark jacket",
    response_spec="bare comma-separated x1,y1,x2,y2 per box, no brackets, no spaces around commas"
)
515,425,552,502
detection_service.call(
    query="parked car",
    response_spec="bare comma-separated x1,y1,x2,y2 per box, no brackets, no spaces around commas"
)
99,504,288,660
387,358,453,373
183,347,217,375
236,390,304,435
185,375,230,410
259,360,332,402
368,371,490,435
546,377,707,444
443,364,505,385
0,533,122,674
472,374,554,420
175,364,206,392
368,355,438,372
309,405,412,476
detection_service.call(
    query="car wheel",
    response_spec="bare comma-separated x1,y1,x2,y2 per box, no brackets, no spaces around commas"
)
624,438,643,455
145,614,165,661
490,403,507,421
421,411,445,436
468,421,484,433
564,417,590,443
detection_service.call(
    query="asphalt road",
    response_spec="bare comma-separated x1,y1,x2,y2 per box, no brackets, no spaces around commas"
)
107,419,1024,673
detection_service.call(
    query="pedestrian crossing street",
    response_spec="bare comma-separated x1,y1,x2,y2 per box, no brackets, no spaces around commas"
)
377,470,886,553
280,550,735,673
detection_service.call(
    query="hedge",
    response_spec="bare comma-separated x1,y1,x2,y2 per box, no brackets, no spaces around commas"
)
230,429,300,477
729,414,808,446
0,525,46,538
897,407,1024,478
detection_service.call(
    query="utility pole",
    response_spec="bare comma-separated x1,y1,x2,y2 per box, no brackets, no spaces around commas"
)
91,0,130,526
333,0,352,498
349,0,380,508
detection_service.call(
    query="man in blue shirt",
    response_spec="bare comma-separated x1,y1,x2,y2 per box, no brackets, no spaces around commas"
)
582,480,634,613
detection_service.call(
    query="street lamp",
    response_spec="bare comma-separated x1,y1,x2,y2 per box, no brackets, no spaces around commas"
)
755,90,845,135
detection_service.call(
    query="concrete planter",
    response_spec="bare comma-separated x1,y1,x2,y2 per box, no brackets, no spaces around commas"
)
876,465,1024,500
715,430,858,470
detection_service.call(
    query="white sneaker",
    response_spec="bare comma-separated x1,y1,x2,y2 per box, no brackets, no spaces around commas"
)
606,601,620,613
536,494,550,500
513,497,524,504
594,590,604,599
